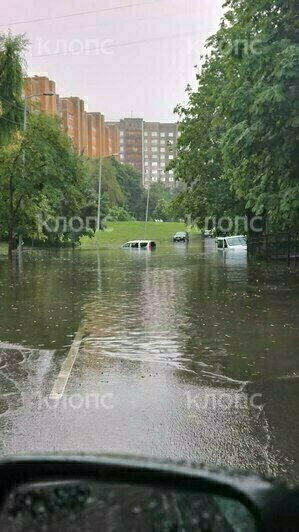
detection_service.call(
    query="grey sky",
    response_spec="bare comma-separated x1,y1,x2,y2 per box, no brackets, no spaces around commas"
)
1,0,223,121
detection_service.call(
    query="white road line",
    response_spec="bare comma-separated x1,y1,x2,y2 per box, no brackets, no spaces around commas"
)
49,327,84,400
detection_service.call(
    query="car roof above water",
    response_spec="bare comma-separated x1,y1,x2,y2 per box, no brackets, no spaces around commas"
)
122,240,157,247
125,240,154,244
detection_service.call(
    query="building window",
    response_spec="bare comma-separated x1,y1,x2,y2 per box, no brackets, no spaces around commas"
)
160,148,165,153
168,132,174,137
152,154,158,160
160,132,165,137
160,139,165,145
169,154,174,160
120,154,124,160
145,162,149,167
144,132,148,137
169,177,174,182
120,146,124,153
152,162,158,167
152,147,158,152
151,131,158,137
151,139,158,145
120,131,124,137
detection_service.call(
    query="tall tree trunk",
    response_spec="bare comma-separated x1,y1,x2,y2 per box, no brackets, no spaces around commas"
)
8,224,13,262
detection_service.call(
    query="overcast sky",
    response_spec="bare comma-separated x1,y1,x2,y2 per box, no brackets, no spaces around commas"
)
1,0,223,122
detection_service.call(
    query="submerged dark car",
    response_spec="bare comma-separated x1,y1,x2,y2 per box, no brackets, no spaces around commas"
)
173,231,189,243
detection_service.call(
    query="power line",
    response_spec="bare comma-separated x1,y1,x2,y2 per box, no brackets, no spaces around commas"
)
30,30,199,58
0,114,20,125
0,95,24,111
0,1,158,28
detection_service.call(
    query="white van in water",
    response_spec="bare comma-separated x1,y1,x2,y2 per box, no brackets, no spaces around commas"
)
216,235,247,250
122,240,157,250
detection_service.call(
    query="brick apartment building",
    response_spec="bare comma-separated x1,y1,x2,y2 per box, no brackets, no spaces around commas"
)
107,118,144,175
24,76,119,159
60,97,88,154
24,76,59,116
107,118,178,187
24,76,178,187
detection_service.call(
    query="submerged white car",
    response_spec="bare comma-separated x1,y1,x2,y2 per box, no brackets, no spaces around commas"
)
216,235,247,250
122,240,157,250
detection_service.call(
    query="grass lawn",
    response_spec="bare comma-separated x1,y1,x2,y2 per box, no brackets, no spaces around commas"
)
0,242,7,255
81,221,198,247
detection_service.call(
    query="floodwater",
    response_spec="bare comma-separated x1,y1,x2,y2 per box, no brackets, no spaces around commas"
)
0,239,298,483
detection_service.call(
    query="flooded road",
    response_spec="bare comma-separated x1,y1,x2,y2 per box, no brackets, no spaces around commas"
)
0,240,298,482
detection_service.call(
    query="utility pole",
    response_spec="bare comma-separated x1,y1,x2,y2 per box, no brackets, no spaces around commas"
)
96,157,103,232
144,184,150,238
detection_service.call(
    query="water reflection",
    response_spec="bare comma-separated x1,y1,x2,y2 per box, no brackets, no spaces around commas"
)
0,245,298,480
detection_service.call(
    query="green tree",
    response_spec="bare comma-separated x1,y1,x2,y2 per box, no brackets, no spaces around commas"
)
153,198,171,221
111,159,143,218
0,32,28,145
84,157,125,226
173,0,299,233
0,113,87,258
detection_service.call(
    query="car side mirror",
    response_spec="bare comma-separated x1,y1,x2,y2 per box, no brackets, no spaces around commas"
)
0,455,298,531
0,479,257,531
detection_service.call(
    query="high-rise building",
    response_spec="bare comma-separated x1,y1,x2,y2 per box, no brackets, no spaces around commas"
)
143,122,178,188
87,112,105,157
24,76,58,116
108,124,120,157
24,76,119,159
24,76,176,177
107,118,144,176
60,98,75,145
87,113,97,158
60,97,88,155
108,118,178,187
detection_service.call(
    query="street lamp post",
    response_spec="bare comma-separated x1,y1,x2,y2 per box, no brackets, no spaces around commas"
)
96,153,119,233
19,91,54,256
23,90,55,132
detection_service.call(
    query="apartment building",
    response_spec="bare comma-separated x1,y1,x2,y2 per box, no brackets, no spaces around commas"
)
108,124,120,156
60,97,89,155
108,118,178,187
24,76,119,159
106,118,144,175
144,122,178,188
24,76,58,116
86,112,104,158
23,76,177,180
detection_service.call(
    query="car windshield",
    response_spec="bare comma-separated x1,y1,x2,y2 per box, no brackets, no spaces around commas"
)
226,237,246,247
0,0,298,505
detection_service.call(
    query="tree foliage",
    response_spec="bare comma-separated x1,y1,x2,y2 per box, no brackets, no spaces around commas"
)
0,32,28,145
173,0,299,232
0,113,87,253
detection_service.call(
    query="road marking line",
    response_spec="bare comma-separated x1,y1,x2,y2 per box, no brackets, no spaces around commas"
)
49,327,84,400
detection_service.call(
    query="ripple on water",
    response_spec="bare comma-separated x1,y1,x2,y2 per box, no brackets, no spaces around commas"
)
82,330,193,371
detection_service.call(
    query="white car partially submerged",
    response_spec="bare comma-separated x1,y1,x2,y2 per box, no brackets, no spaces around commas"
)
122,240,157,250
216,235,247,250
